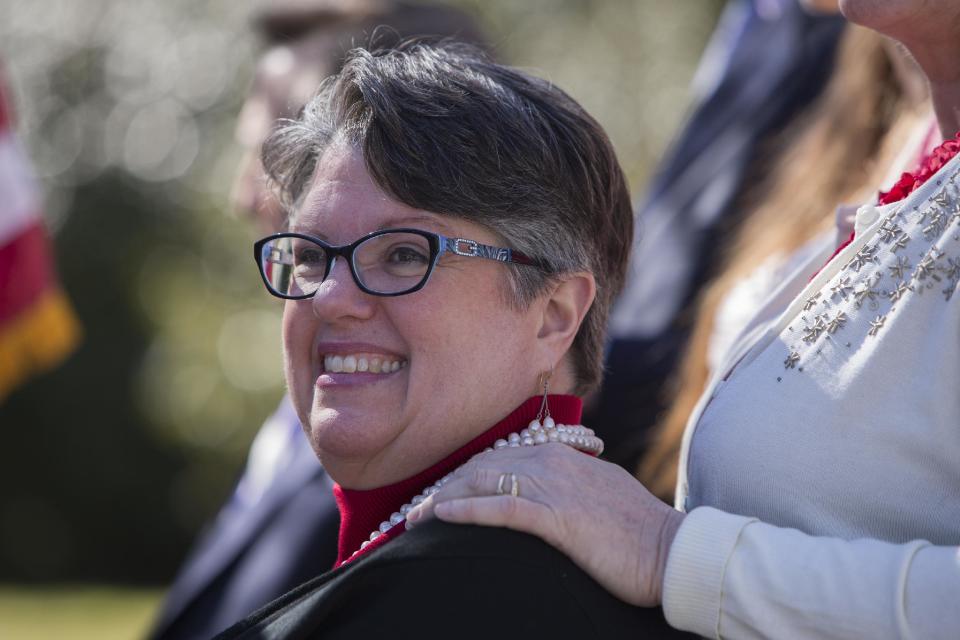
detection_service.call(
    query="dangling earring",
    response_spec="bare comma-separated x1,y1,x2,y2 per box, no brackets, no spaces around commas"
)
510,366,603,454
533,367,555,430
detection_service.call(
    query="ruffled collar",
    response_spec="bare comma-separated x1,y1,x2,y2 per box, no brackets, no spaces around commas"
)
817,131,960,276
332,395,583,567
879,131,960,205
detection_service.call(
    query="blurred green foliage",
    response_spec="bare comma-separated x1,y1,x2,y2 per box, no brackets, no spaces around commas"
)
0,0,723,586
0,584,160,639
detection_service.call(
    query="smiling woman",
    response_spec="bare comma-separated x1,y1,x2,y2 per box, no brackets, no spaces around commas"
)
282,148,574,489
216,40,690,639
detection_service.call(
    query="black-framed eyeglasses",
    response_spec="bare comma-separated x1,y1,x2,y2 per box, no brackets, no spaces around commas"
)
254,228,540,298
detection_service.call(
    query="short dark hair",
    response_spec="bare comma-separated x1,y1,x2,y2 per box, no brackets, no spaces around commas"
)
262,40,633,395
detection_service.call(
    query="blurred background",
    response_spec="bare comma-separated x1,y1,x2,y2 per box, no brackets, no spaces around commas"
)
0,0,723,637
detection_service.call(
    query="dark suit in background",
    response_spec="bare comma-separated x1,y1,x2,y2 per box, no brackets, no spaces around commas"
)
149,399,339,640
591,0,846,469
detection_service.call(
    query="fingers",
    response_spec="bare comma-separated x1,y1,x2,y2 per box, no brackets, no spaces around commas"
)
431,495,559,544
404,496,436,528
405,443,571,529
406,466,530,528
401,441,675,607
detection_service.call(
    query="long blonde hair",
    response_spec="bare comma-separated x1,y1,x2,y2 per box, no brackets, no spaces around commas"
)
638,26,928,500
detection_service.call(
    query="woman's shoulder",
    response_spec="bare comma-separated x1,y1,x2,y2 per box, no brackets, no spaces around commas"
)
383,520,692,633
216,519,694,639
377,515,571,566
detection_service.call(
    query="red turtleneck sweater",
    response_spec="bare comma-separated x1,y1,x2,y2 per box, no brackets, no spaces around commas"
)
331,394,583,567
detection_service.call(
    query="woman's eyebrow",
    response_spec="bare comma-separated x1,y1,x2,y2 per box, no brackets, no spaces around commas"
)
287,213,454,240
287,221,330,241
287,207,329,239
379,214,454,233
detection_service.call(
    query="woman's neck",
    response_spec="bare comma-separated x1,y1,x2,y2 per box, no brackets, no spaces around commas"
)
330,395,583,567
929,81,960,139
885,39,929,109
893,35,960,137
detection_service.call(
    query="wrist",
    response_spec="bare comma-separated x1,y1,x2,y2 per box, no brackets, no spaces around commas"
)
654,508,686,605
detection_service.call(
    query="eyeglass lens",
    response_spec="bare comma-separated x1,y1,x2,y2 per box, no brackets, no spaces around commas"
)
260,231,434,296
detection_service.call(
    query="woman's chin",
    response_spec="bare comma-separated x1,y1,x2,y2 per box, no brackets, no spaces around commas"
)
302,405,395,474
295,373,403,439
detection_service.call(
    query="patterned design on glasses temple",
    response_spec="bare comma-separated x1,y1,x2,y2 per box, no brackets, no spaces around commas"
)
445,237,536,265
254,228,541,300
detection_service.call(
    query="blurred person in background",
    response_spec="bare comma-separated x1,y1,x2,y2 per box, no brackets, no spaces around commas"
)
407,1,960,637
640,4,938,497
148,3,486,639
591,0,845,473
0,60,81,402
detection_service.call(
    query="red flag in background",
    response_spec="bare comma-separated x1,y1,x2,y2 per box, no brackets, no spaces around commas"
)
0,62,81,401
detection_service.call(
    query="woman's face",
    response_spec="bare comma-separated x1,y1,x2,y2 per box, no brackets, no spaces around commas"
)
283,145,549,488
840,0,960,54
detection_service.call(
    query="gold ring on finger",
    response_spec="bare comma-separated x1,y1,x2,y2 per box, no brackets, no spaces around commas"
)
496,472,510,496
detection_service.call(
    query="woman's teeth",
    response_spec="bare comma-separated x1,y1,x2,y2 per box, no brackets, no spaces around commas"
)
323,354,405,374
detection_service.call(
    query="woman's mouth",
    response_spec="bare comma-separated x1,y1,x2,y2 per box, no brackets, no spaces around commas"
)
322,353,407,374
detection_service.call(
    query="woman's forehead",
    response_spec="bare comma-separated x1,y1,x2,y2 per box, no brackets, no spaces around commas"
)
290,147,399,231
289,145,492,242
290,208,458,238
291,184,459,240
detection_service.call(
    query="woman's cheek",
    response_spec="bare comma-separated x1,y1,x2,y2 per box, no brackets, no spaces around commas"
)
281,304,311,387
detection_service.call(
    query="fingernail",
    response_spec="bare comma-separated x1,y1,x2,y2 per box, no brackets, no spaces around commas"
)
405,507,421,528
434,502,452,518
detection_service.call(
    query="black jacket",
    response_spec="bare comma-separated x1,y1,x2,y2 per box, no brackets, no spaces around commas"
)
215,520,696,639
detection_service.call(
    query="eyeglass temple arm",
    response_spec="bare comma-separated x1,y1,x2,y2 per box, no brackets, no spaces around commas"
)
441,236,539,267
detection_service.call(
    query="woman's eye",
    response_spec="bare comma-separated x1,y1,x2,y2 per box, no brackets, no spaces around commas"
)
386,246,429,263
296,247,324,265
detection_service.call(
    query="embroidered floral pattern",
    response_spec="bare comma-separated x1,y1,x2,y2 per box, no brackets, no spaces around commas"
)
888,256,911,281
830,276,853,300
778,142,960,377
891,233,910,253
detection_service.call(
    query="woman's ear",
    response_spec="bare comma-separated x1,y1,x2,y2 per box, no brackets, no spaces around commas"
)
537,272,596,362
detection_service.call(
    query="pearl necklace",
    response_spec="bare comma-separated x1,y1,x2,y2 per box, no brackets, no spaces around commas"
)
347,416,603,561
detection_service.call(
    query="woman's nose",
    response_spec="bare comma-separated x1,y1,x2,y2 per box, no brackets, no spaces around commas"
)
310,256,375,321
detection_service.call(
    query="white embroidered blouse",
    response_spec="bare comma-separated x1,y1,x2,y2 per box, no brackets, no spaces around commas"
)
662,151,960,639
